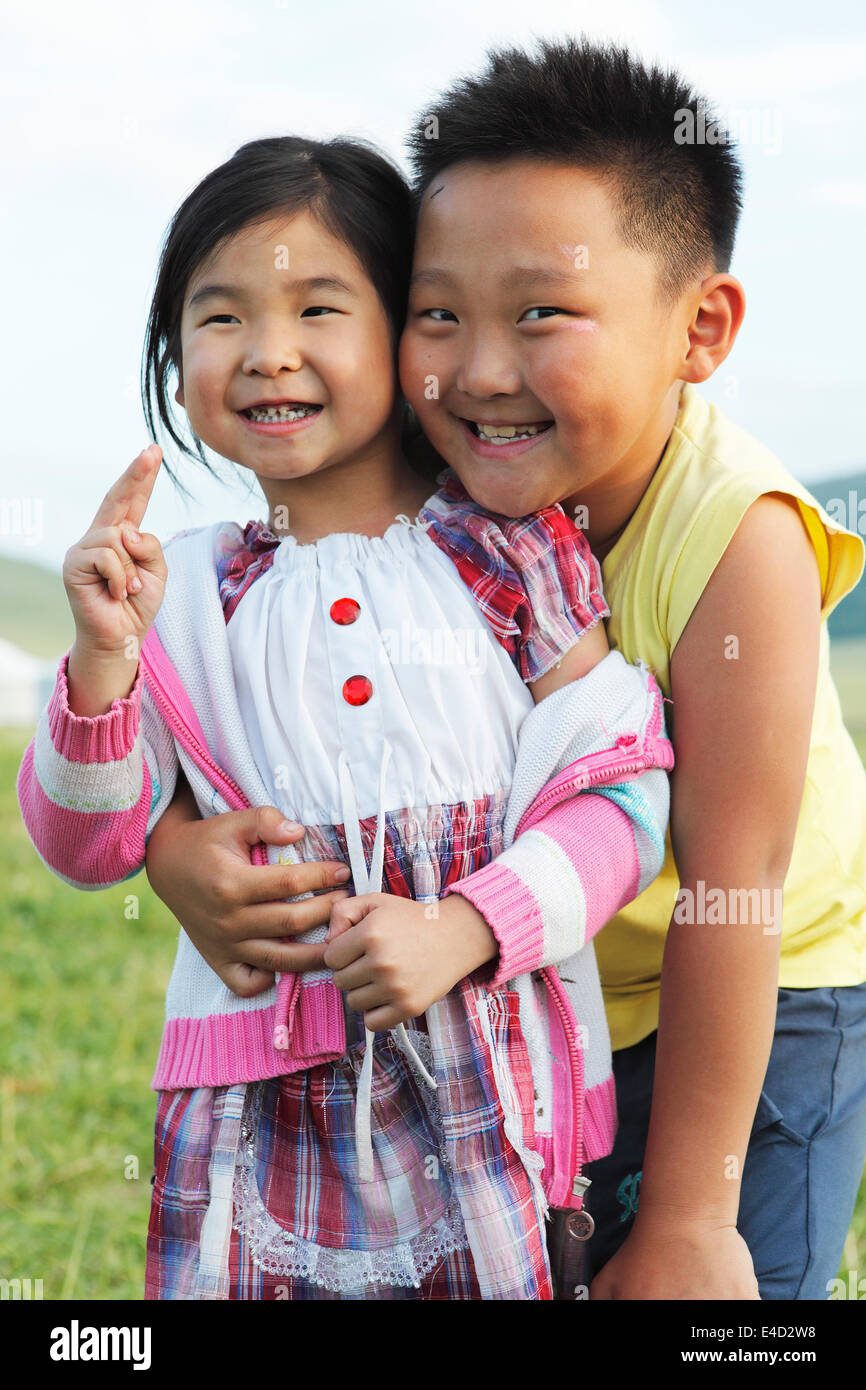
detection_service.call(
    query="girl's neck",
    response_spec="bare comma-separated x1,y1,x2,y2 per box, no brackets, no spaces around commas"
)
260,435,433,545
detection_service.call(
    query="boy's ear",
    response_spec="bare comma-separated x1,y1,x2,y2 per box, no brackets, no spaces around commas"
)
175,380,184,408
680,274,746,384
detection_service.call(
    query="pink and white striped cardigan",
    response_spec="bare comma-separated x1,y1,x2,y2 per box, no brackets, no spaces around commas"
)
17,521,673,1237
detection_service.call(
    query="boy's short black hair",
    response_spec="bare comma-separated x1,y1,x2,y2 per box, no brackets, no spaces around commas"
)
405,36,743,302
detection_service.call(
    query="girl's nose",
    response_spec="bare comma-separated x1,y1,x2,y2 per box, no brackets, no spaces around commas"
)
243,330,304,376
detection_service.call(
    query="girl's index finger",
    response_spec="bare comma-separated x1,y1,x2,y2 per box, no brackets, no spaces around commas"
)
90,445,163,531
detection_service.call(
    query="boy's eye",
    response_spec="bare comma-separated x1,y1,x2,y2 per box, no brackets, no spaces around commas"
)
521,307,561,321
419,307,458,322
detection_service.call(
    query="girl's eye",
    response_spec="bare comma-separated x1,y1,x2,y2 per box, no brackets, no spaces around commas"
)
521,307,561,321
420,308,458,322
202,308,339,324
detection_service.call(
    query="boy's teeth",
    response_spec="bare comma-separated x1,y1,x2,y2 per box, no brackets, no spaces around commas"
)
473,421,550,442
246,404,319,422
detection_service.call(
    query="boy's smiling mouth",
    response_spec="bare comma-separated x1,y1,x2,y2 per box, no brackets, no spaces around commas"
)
459,415,554,457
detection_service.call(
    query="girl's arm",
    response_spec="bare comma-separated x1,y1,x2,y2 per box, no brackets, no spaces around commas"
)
442,627,672,987
591,492,821,1301
17,650,179,889
325,635,673,1028
17,447,174,889
407,486,671,987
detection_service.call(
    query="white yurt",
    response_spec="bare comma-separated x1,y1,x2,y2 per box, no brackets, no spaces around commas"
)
0,638,61,727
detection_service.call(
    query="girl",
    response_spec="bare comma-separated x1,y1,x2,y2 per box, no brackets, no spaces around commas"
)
17,136,673,1300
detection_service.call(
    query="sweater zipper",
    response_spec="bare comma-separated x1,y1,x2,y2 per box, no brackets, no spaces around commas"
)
143,650,349,1058
513,745,658,840
526,748,660,1213
141,658,267,863
539,966,586,1210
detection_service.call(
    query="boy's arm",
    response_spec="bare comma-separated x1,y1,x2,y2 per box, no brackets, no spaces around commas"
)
144,772,354,995
16,650,178,889
591,492,821,1300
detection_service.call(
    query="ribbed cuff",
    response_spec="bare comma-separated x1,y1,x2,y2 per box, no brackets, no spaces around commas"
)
444,859,544,988
48,651,143,762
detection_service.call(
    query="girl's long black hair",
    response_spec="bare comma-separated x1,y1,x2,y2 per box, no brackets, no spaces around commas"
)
142,135,418,496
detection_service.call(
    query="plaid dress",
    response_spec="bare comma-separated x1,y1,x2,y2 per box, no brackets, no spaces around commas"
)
147,808,508,1300
146,484,607,1300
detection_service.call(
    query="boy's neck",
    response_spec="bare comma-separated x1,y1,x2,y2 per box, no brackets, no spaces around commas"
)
569,383,683,562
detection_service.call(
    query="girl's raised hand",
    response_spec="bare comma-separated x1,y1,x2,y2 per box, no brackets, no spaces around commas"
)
63,444,167,656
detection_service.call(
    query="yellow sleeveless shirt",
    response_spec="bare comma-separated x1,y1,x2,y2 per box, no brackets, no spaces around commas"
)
598,383,866,1050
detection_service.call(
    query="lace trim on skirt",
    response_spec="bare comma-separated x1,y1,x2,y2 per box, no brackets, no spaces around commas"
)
231,1031,470,1291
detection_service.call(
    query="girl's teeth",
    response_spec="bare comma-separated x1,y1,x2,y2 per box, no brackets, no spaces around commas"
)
247,404,319,422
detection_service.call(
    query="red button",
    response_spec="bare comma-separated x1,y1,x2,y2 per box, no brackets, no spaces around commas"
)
342,675,373,706
330,597,360,625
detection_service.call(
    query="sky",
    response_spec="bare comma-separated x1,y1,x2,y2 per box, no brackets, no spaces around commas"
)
1,0,864,570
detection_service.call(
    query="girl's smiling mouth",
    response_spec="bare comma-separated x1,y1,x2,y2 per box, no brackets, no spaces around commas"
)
239,401,323,435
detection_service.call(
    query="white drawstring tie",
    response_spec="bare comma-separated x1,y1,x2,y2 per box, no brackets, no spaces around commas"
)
336,744,436,1184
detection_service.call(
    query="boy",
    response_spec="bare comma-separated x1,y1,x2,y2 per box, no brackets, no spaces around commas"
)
396,36,866,1299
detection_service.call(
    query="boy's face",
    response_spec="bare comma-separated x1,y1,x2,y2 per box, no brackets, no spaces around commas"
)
400,159,689,520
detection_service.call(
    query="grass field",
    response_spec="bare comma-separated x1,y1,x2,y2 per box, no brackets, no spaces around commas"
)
1,640,865,1299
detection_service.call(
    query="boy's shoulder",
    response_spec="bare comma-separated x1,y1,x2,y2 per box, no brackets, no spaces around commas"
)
672,384,791,487
647,385,853,538
616,386,864,638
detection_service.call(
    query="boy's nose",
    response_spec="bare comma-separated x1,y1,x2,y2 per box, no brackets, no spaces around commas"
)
455,335,523,399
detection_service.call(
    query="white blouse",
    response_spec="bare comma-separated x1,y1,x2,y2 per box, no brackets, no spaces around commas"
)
225,515,535,831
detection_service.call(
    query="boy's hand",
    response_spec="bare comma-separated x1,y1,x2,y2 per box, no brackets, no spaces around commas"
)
145,797,352,997
589,1216,761,1300
324,892,499,1030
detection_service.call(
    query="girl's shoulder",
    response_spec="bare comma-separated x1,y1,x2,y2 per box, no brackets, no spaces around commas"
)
212,519,280,623
157,521,275,624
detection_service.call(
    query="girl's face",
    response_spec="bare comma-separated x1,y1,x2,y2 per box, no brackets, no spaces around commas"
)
175,211,399,487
